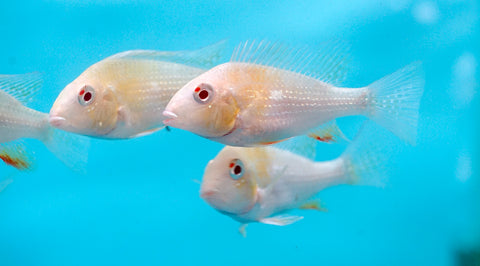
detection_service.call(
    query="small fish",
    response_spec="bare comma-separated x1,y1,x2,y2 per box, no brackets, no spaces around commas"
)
49,42,226,139
163,41,424,146
0,73,88,171
200,123,389,230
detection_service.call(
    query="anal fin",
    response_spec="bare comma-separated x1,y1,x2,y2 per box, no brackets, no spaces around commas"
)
0,142,34,170
299,200,328,212
308,120,349,144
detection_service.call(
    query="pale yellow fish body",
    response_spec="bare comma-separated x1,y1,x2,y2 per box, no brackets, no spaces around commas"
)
50,42,226,139
164,41,424,146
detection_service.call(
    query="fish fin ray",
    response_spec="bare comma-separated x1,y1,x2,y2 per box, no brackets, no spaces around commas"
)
0,178,13,193
107,40,228,69
41,127,90,173
260,214,303,226
0,141,35,171
366,62,425,145
341,122,398,187
299,199,328,212
231,40,350,85
307,119,350,144
273,135,317,160
0,72,42,105
239,224,248,237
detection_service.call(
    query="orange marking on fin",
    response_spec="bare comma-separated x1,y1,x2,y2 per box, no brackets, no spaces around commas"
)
308,133,334,143
0,153,30,170
259,139,286,146
299,202,327,212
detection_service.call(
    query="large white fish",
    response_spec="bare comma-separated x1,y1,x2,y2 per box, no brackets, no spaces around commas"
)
49,42,226,139
164,41,424,146
200,123,391,235
0,73,88,171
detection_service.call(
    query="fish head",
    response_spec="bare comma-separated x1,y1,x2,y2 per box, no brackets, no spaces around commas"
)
200,146,271,216
49,67,120,137
163,64,240,138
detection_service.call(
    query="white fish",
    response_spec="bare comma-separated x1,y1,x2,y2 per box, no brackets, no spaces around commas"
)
164,41,424,146
200,123,390,232
0,73,88,171
49,42,226,139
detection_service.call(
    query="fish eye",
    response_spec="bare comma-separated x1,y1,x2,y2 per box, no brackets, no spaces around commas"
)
193,83,214,104
78,85,95,106
229,159,244,180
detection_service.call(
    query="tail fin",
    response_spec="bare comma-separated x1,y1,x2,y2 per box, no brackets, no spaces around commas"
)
366,62,424,145
341,122,396,187
40,127,90,173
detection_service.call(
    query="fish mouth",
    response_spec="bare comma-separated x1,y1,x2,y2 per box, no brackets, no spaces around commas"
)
162,110,178,125
49,116,67,128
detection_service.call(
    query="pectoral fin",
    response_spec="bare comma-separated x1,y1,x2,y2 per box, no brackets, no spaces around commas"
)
260,215,303,226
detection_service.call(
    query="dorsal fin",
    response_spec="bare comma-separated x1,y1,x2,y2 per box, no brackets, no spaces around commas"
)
107,40,228,69
230,40,349,86
0,72,42,105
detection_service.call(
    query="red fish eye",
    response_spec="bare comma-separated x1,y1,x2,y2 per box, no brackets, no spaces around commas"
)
193,83,214,104
198,90,209,100
229,159,244,180
78,85,95,106
83,92,92,102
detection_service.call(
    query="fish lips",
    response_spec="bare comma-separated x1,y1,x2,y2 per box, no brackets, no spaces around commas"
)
162,110,178,126
49,115,68,128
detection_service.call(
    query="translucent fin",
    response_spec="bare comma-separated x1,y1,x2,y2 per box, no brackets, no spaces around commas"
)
260,214,304,226
0,72,42,105
40,127,90,173
274,135,317,160
239,224,248,237
299,200,328,212
341,122,394,187
366,62,425,145
0,178,13,193
307,120,349,144
130,127,164,138
0,142,35,171
108,40,228,69
231,40,349,85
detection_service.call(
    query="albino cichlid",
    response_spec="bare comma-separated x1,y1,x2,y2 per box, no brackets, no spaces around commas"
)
163,41,424,146
0,73,88,171
49,42,226,139
200,123,391,235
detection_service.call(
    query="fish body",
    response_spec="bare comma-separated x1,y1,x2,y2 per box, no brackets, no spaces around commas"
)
164,41,424,146
200,123,387,226
49,42,225,139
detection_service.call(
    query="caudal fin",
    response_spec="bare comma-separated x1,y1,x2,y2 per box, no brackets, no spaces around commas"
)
341,122,396,187
366,62,424,145
41,127,90,173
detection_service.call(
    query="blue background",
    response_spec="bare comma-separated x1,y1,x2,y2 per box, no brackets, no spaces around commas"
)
0,1,479,265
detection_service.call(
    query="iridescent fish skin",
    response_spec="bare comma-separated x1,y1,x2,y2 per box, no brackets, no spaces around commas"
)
49,42,225,139
200,123,388,227
164,42,424,146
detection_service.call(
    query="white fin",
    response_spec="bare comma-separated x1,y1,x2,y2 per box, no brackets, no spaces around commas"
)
0,141,35,171
231,40,349,85
260,214,304,226
40,127,90,173
366,62,425,145
341,122,396,187
273,135,317,160
239,224,248,237
0,178,13,193
0,72,42,105
307,120,349,144
108,40,228,69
